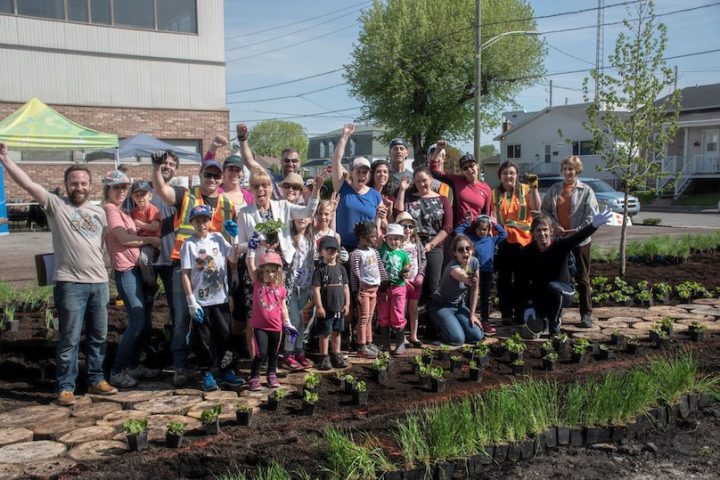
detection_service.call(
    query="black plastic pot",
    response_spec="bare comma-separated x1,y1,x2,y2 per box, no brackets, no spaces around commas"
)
493,443,509,462
650,406,668,427
422,353,434,365
507,443,522,462
381,469,402,480
433,461,456,480
469,368,483,382
611,424,627,443
420,374,431,388
584,426,611,444
698,392,716,409
511,363,525,376
540,346,553,358
165,432,183,448
449,359,464,375
402,467,428,480
353,389,368,406
236,410,252,426
437,350,451,362
508,351,524,363
688,393,700,412
431,378,446,393
655,337,669,349
626,343,639,354
267,397,282,411
344,381,355,394
553,339,570,356
127,431,148,451
610,333,624,346
571,351,584,364
544,428,558,449
303,401,317,416
477,354,490,368
677,396,691,420
597,348,612,360
569,428,584,447
543,358,556,371
412,363,423,375
204,419,220,435
371,368,388,384
302,385,318,397
689,329,705,342
661,324,673,336
265,231,280,247
625,421,639,440
556,426,570,446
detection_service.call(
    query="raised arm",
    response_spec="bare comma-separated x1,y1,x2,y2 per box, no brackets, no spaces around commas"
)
331,124,354,193
0,143,47,205
204,135,229,161
151,152,178,206
235,123,265,174
393,175,412,214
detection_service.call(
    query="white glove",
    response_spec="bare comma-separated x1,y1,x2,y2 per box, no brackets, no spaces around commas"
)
592,207,613,228
339,247,349,263
186,295,204,324
523,308,536,323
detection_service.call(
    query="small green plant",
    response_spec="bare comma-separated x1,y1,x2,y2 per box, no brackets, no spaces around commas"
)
505,337,527,354
542,340,554,350
659,316,674,331
626,336,640,345
690,321,707,332
422,347,434,358
303,390,319,404
469,360,479,369
599,344,610,351
378,351,391,362
354,380,367,392
610,290,632,304
304,372,321,389
462,345,474,355
271,389,288,400
200,405,222,424
636,289,653,302
473,343,489,357
450,355,462,362
123,418,148,435
413,355,424,366
572,342,589,355
439,344,451,352
554,333,569,344
543,352,559,362
3,304,15,323
343,374,355,384
254,219,285,234
512,359,525,366
653,282,673,300
371,358,388,370
591,276,608,290
236,402,253,413
166,421,186,435
429,366,445,380
44,308,53,330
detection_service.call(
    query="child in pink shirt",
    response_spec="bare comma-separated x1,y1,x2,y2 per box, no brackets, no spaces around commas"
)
129,181,161,288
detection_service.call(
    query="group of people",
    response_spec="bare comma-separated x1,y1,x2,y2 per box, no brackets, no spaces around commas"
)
0,124,613,404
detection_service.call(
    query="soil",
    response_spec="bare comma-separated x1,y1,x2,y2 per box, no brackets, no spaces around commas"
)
1,253,719,479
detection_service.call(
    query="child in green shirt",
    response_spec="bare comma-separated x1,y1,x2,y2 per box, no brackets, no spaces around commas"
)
378,223,411,355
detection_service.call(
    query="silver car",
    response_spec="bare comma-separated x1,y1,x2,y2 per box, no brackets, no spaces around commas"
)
538,176,641,217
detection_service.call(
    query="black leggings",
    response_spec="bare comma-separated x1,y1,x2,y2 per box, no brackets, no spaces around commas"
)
250,328,281,378
193,303,231,373
479,270,494,322
495,241,525,323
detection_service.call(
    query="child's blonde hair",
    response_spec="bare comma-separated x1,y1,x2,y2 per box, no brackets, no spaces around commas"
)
315,200,334,218
259,263,285,286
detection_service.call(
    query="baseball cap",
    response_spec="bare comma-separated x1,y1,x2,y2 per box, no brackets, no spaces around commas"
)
389,138,407,148
189,204,213,221
258,251,283,268
386,223,405,238
351,157,371,170
200,159,222,172
459,153,477,168
131,180,152,194
223,154,243,169
102,170,131,186
319,235,339,250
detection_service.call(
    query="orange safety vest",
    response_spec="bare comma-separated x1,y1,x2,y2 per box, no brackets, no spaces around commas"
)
171,187,235,260
493,183,533,246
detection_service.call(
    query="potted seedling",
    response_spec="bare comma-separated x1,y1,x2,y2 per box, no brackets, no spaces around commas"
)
302,390,319,415
437,344,452,362
468,360,483,382
689,321,706,342
610,329,624,346
200,405,222,435
4,305,18,332
597,344,612,360
343,374,356,394
543,351,558,371
267,389,288,411
653,282,672,304
236,402,253,426
254,219,285,249
378,350,394,370
505,337,526,362
123,418,148,451
421,347,434,365
474,343,490,367
412,355,424,375
418,364,431,388
553,333,570,356
625,336,640,354
511,359,525,376
462,344,474,359
636,289,654,308
659,316,674,336
449,355,464,375
370,358,389,383
540,340,554,359
333,371,345,387
571,342,587,364
165,421,186,448
653,328,669,349
303,372,321,395
429,366,446,393
353,380,368,406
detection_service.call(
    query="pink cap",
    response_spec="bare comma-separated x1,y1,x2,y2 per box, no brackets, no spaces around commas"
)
258,251,283,268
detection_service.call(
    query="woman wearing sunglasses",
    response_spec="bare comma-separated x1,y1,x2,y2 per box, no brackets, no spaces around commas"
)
428,235,484,346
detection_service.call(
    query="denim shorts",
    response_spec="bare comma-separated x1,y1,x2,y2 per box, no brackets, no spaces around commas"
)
317,311,344,335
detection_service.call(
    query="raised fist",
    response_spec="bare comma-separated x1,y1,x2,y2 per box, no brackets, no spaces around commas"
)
151,150,168,166
523,172,539,188
236,124,249,142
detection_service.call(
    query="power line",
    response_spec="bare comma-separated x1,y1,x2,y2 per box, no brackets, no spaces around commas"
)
230,106,362,123
227,68,345,95
547,44,595,66
227,82,346,104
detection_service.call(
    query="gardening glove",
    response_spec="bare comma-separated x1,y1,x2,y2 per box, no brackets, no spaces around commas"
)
224,220,239,238
248,232,261,251
236,123,249,142
523,307,536,323
592,207,614,228
283,319,299,343
230,271,240,293
151,150,168,166
186,295,204,324
339,247,349,263
523,172,539,188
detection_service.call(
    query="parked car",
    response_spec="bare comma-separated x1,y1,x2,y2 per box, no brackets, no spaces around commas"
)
537,176,640,217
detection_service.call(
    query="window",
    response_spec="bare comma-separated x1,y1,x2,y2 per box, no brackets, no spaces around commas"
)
157,0,196,32
0,0,13,14
17,0,64,19
90,0,110,24
572,140,596,156
319,142,325,158
67,0,88,21
349,139,356,156
544,144,551,163
328,141,335,156
507,144,521,159
114,0,154,29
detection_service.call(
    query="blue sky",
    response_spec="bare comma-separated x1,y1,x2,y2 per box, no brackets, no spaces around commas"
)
224,0,720,150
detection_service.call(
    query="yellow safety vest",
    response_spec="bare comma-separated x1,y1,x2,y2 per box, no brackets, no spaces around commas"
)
171,187,234,260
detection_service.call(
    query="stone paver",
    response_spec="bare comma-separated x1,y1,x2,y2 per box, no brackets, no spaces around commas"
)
186,400,240,422
0,428,33,448
94,410,150,432
203,390,238,402
0,441,66,464
0,405,69,429
67,440,127,462
32,417,96,441
89,389,172,409
134,394,203,415
69,401,121,420
0,463,23,480
59,425,116,447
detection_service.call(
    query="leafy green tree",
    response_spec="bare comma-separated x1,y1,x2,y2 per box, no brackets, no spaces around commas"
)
345,0,545,161
583,0,681,276
479,144,498,162
248,120,308,160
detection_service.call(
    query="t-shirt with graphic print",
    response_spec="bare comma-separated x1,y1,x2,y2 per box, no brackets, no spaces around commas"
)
380,243,410,287
312,262,347,312
180,232,233,307
250,281,287,331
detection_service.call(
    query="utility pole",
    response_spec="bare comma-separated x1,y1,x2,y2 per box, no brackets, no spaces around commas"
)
674,65,678,91
549,80,553,107
595,0,604,101
474,0,482,163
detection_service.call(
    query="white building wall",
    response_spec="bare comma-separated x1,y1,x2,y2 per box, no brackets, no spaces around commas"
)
0,0,225,110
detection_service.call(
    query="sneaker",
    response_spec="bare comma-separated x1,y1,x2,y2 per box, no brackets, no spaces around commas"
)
358,345,378,359
202,372,219,392
580,314,593,328
173,368,189,388
409,339,424,348
295,352,314,369
220,371,246,387
267,373,281,388
501,317,514,326
316,355,332,371
481,321,497,335
57,390,76,407
127,364,160,380
393,342,407,356
282,355,304,372
88,380,118,395
248,376,262,391
110,370,139,388
367,343,380,355
330,353,347,369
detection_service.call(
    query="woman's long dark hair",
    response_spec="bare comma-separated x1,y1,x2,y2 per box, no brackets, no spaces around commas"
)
496,160,520,194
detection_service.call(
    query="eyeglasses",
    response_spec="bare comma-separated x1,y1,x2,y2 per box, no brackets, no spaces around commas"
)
203,172,222,180
252,183,270,189
401,224,415,230
283,158,300,164
456,246,473,253
111,184,129,190
282,184,302,191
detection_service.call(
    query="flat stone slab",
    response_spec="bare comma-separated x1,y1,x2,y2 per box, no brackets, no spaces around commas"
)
0,441,66,464
0,428,33,447
692,298,720,306
690,308,720,317
677,319,720,332
570,331,609,341
647,306,693,316
601,327,641,338
95,410,149,432
89,389,172,409
642,316,666,323
32,417,96,441
67,440,127,462
240,385,297,400
134,381,174,391
173,388,205,396
59,425,116,447
134,394,203,415
70,401,121,420
0,405,69,429
562,324,601,333
595,321,629,330
604,316,644,325
671,313,715,322
0,463,23,480
203,390,239,402
23,458,77,480
186,400,239,422
591,307,624,319
674,303,704,309
147,414,202,433
631,322,659,331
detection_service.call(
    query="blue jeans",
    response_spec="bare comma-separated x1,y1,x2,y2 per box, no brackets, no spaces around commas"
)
284,286,310,353
429,301,485,346
171,264,191,369
54,281,109,392
155,264,174,322
113,268,153,373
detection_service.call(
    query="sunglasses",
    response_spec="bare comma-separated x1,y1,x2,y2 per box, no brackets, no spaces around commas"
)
400,223,415,230
456,246,473,253
282,184,302,191
283,158,300,164
111,184,129,190
203,172,222,180
252,183,270,189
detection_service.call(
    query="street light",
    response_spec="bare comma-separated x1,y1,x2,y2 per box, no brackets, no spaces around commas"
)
474,7,539,164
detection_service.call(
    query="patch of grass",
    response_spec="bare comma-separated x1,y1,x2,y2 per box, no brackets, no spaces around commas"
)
214,461,293,480
323,427,390,480
673,193,720,206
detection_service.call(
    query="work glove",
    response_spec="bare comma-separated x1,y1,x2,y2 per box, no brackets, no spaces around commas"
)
523,307,536,323
592,207,614,228
283,321,299,344
186,295,204,324
224,220,239,237
236,123,249,142
339,247,349,263
151,150,168,166
523,173,538,188
248,232,261,251
230,271,240,293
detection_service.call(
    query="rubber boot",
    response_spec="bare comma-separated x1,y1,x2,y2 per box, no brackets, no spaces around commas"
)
393,328,406,356
380,327,391,352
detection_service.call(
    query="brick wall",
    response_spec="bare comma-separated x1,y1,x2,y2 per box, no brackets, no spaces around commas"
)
1,101,230,201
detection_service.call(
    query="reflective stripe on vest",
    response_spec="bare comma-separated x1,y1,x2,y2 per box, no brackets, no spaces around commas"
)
493,184,532,231
171,187,234,260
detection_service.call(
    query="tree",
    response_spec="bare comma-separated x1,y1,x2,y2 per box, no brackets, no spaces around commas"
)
583,0,681,277
479,144,498,162
248,120,308,160
345,0,545,162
